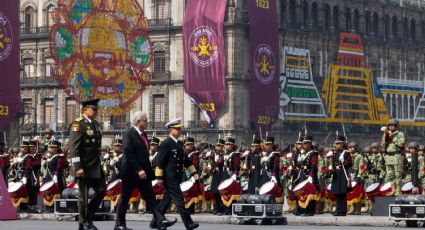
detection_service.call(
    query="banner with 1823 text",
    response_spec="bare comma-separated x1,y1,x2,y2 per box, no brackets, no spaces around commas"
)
183,0,227,124
249,0,280,135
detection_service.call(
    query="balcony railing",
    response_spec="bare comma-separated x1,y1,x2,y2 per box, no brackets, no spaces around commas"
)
20,26,51,39
20,77,60,87
148,18,173,29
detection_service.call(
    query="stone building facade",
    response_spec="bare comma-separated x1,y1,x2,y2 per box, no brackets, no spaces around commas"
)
10,0,425,147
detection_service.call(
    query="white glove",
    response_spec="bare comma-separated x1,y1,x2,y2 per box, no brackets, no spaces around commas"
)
231,174,237,180
214,154,220,163
307,176,313,184
271,176,277,183
205,151,212,158
53,175,58,183
413,187,419,194
381,126,387,132
103,153,110,159
22,177,27,185
339,154,344,163
243,150,250,157
41,159,46,166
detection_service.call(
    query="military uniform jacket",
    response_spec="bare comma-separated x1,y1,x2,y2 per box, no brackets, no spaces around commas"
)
210,151,229,194
225,151,240,176
69,117,103,179
331,149,353,195
155,137,196,182
381,130,405,154
247,151,261,194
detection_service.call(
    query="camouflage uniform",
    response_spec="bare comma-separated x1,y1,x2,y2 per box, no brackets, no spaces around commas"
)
347,142,366,215
381,119,405,195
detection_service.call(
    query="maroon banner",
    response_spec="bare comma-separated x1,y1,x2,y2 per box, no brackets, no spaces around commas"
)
0,1,21,131
0,171,17,220
248,0,280,134
183,0,227,123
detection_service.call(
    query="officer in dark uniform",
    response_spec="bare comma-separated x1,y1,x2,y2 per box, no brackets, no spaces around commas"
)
19,140,36,211
68,98,106,230
260,137,280,186
149,137,160,169
44,140,67,193
153,118,200,230
246,139,262,194
331,136,352,216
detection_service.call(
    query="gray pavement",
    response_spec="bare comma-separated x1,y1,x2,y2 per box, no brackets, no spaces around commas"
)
0,221,409,230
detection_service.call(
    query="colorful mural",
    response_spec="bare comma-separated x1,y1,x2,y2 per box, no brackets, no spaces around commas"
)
49,0,151,115
280,32,425,126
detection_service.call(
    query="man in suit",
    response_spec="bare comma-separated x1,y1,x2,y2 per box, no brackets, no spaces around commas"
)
114,111,176,230
153,118,200,230
68,98,106,230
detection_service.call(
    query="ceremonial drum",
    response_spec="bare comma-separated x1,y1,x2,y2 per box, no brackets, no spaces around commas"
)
8,182,28,200
326,184,336,202
365,182,381,199
401,182,421,195
180,179,198,201
347,181,365,204
152,180,164,197
105,179,122,197
241,181,249,194
292,179,317,198
39,181,60,197
259,181,282,198
218,178,241,196
379,182,392,195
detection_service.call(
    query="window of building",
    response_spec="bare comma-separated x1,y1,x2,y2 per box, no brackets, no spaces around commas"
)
392,16,398,38
44,57,54,77
110,113,128,130
373,13,379,35
22,99,33,126
410,19,416,40
23,58,34,78
152,95,166,128
154,51,166,72
289,0,296,23
24,6,35,31
311,2,318,26
44,99,55,126
154,0,167,20
333,6,339,30
45,4,55,27
65,99,79,126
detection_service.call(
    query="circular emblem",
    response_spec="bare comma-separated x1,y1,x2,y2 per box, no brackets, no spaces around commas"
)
254,44,276,84
0,11,13,61
188,26,219,67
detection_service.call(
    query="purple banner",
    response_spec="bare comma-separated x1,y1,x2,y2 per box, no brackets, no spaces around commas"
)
0,0,20,131
183,0,227,123
249,0,280,134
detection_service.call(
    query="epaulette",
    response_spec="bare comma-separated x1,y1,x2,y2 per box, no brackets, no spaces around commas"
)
75,117,83,122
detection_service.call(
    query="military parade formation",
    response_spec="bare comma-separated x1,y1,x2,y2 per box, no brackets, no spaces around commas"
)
0,98,420,229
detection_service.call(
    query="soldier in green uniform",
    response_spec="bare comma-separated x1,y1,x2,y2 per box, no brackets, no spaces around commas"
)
347,142,366,215
381,119,405,196
41,128,55,152
69,98,106,230
314,142,326,214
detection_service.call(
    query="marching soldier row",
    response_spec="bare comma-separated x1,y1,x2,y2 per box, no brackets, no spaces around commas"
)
0,105,421,222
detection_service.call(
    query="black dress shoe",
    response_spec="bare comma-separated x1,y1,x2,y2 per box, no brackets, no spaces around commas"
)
87,222,98,230
161,218,178,228
293,212,302,216
114,226,133,230
79,223,89,230
187,222,199,230
301,213,314,217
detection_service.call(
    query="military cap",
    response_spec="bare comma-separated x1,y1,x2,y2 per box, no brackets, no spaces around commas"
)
348,142,359,149
264,136,274,145
370,142,380,149
334,135,345,144
225,137,235,145
44,128,54,134
251,139,261,146
296,137,304,144
303,135,313,143
216,139,225,146
82,98,100,110
112,138,123,146
49,140,61,147
28,140,36,147
150,137,160,145
165,118,183,129
362,147,371,153
184,137,195,145
408,142,418,149
20,141,29,147
387,118,399,127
